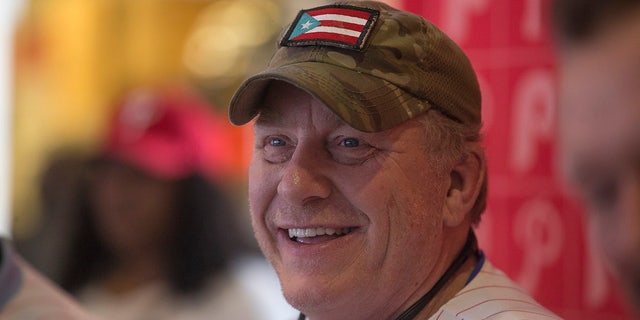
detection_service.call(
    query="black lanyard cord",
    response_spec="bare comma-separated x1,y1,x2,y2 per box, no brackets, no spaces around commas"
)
298,231,479,320
394,231,478,320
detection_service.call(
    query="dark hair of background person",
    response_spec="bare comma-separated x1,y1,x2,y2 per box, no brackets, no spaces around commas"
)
59,157,255,297
551,0,640,45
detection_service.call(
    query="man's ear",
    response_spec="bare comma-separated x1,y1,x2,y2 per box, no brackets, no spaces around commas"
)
443,145,486,227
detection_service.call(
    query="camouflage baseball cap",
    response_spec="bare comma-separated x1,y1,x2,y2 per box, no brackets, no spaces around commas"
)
229,0,481,132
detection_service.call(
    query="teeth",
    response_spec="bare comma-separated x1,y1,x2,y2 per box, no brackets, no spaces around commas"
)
288,227,352,239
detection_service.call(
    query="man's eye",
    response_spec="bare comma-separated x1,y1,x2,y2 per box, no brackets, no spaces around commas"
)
259,135,293,164
330,136,377,165
340,137,360,148
269,137,287,146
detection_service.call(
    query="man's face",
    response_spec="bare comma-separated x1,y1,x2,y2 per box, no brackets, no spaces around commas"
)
559,12,640,310
248,82,452,319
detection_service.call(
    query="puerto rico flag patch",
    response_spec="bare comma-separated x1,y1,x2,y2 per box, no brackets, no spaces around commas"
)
280,5,379,51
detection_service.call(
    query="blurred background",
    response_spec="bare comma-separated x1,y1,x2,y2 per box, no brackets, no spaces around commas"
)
0,0,636,319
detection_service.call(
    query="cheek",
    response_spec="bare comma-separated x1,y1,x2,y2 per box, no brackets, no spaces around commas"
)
369,188,445,290
248,160,280,235
248,162,267,216
359,171,445,254
359,159,446,216
391,193,443,247
247,163,276,258
389,173,447,250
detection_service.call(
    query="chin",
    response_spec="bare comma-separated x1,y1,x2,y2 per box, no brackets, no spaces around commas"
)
282,283,330,314
281,274,354,318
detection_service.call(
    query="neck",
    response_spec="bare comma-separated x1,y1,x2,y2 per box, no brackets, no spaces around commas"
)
101,252,168,295
408,250,478,319
298,230,480,320
394,230,479,320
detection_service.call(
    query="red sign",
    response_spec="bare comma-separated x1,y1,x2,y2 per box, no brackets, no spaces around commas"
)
403,1,635,319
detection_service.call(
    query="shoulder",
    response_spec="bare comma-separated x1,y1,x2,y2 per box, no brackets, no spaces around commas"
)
0,238,22,310
0,238,99,319
431,259,563,320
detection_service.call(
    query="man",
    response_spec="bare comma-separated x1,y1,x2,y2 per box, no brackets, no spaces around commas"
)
229,1,561,319
553,0,640,315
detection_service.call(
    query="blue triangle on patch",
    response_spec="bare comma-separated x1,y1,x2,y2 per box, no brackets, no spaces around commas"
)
289,12,321,39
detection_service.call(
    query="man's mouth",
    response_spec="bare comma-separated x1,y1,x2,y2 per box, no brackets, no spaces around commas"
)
287,227,354,242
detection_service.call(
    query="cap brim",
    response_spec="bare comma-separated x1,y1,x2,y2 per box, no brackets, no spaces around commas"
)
229,61,431,132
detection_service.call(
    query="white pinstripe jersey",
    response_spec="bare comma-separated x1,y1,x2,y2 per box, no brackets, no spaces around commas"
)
430,259,563,320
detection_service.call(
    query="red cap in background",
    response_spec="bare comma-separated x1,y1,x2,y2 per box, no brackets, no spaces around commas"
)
103,86,235,181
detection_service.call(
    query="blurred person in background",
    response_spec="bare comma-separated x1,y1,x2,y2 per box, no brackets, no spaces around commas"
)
553,0,640,316
47,84,292,320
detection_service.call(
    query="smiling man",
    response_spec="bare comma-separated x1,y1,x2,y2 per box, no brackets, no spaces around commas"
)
229,1,561,319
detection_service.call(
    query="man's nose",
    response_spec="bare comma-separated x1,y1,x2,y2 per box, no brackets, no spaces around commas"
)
277,146,332,206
